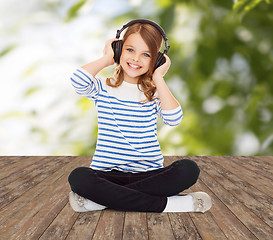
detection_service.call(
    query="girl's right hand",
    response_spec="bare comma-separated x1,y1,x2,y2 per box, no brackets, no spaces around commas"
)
103,38,119,66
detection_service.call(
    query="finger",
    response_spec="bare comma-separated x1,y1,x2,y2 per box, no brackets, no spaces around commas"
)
164,54,171,64
163,54,170,60
109,38,119,43
106,39,116,46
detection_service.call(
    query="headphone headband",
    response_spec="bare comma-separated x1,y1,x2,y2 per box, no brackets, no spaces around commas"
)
115,19,170,54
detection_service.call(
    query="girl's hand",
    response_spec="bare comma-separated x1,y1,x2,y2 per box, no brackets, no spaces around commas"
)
103,38,119,66
153,54,171,79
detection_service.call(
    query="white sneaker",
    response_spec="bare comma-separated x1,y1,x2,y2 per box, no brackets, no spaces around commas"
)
69,191,106,212
188,192,212,213
69,191,90,212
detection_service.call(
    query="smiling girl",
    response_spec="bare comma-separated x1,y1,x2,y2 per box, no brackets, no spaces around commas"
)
68,19,211,213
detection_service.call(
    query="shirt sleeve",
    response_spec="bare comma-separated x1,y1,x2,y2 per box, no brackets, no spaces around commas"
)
155,97,183,126
70,67,101,101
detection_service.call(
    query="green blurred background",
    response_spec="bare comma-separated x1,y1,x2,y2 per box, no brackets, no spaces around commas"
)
0,0,272,156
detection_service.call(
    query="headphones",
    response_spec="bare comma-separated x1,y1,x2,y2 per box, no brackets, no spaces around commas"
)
111,19,170,72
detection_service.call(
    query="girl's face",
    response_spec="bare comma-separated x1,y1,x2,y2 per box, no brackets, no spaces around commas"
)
120,33,152,84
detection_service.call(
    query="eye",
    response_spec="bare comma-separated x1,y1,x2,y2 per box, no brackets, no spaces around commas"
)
127,48,133,52
144,53,150,57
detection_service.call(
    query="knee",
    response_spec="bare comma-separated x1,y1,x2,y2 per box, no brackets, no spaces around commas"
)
183,159,200,177
68,167,91,191
172,159,200,184
68,167,85,184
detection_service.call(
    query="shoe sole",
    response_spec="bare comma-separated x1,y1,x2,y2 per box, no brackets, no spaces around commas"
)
69,191,89,212
189,192,212,213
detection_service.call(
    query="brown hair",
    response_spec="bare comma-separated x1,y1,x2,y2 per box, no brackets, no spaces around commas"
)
106,23,163,103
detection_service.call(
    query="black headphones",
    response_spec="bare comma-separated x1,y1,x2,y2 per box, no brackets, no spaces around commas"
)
111,19,170,72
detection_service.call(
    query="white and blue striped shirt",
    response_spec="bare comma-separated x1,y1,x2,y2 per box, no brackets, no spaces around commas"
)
70,67,183,173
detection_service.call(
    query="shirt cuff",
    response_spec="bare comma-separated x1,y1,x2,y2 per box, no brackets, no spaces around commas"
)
161,105,182,114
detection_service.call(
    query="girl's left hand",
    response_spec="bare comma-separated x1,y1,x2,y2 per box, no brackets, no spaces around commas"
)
153,54,171,79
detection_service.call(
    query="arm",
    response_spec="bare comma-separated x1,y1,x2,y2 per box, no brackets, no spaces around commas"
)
153,76,180,110
152,55,179,110
81,56,110,77
70,38,118,101
152,54,183,126
70,39,117,100
81,38,118,77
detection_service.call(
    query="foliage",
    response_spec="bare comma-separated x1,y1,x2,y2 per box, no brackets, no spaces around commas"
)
233,0,271,20
1,0,272,156
159,0,273,155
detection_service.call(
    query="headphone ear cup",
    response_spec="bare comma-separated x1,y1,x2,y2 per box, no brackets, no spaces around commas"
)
112,40,123,64
154,52,166,71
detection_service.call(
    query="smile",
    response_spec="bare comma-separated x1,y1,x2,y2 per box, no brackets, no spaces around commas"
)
127,62,142,70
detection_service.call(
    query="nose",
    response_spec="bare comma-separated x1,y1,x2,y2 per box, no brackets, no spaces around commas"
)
132,53,140,62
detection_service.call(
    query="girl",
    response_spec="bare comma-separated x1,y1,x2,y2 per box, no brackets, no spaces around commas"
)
68,19,212,213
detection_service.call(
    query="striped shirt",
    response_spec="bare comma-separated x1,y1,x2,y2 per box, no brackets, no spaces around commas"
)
70,67,183,173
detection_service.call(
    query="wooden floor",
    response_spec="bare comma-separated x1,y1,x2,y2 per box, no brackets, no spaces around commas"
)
0,156,272,240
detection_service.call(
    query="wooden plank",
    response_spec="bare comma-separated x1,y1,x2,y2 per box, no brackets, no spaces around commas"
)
209,156,273,197
0,156,10,165
147,212,175,240
0,156,66,186
193,156,273,227
10,183,70,240
226,156,273,181
0,156,47,181
0,156,72,209
240,156,273,175
0,156,85,239
164,155,203,240
192,157,272,240
250,156,273,166
92,209,125,240
1,156,271,240
123,212,148,240
0,156,23,169
168,213,202,240
216,156,273,211
0,157,84,225
8,156,91,240
165,156,235,240
39,203,79,240
207,156,273,199
189,210,227,240
65,211,102,240
191,174,258,239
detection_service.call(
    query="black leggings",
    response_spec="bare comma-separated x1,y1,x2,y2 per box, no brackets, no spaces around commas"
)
68,159,200,212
